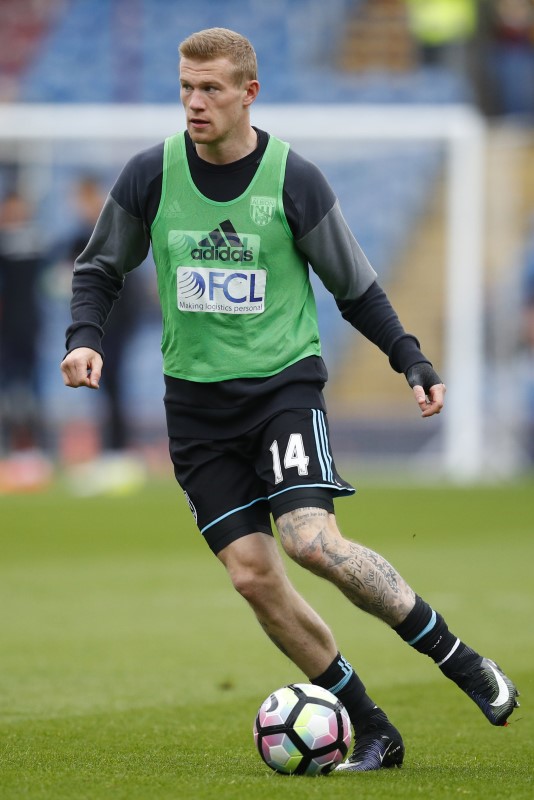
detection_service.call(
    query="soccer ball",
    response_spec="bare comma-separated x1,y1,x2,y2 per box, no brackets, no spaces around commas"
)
253,683,352,776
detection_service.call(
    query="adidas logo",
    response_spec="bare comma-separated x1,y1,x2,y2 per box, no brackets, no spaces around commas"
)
163,198,182,217
192,219,253,263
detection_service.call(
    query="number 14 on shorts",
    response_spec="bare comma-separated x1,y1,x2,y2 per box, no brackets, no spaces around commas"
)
270,435,310,484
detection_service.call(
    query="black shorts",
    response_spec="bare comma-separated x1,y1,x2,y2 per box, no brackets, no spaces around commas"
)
168,408,354,554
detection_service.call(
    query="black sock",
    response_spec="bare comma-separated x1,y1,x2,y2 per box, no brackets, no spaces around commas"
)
394,595,480,680
311,652,383,735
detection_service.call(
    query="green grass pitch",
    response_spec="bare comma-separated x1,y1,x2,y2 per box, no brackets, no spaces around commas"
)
1,477,533,799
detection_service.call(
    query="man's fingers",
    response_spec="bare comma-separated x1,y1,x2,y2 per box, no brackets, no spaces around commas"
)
60,360,84,387
88,359,101,388
413,383,446,417
61,362,91,388
413,385,427,409
60,366,74,387
60,349,102,389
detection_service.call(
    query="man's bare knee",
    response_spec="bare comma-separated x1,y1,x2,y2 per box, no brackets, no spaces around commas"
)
229,562,276,604
218,532,287,607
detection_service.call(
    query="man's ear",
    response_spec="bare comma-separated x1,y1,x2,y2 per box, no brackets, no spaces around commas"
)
243,80,260,107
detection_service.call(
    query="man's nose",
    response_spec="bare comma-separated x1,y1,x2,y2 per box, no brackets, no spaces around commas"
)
188,89,206,109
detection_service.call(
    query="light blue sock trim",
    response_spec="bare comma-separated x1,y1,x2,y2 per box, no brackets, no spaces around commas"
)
328,669,353,695
327,656,354,694
407,609,437,645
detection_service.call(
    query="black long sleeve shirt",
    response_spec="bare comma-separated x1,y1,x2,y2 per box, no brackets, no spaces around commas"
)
66,128,429,437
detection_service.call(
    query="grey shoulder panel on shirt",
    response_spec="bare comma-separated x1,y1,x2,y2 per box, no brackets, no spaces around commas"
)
284,148,337,239
74,194,151,281
110,141,165,224
297,200,377,301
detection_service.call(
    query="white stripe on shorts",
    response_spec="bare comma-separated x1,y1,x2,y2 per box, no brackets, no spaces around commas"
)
312,409,334,482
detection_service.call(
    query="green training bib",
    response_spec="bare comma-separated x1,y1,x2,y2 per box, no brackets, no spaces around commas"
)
150,132,321,381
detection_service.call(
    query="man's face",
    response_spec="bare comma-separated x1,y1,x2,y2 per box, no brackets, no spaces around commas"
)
180,57,254,148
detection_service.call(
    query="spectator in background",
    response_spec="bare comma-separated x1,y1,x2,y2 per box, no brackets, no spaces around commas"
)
405,0,478,72
58,176,146,494
69,176,142,452
0,189,53,492
523,266,534,346
487,0,534,116
405,0,495,109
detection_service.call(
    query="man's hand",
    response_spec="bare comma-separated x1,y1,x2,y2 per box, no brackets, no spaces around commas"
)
406,362,446,418
61,347,103,389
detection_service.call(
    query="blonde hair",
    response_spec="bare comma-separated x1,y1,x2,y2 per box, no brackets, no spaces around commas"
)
179,27,258,85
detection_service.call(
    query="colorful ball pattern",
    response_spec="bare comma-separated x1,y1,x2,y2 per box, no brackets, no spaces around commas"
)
253,683,352,775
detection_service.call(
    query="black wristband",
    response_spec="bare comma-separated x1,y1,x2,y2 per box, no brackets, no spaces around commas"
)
405,362,443,392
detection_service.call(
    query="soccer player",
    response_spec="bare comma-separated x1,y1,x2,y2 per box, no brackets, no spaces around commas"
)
60,28,519,771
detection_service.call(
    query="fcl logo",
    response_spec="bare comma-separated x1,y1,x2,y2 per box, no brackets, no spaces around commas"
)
250,196,276,226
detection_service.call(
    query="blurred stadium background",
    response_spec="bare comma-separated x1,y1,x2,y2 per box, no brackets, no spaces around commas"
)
1,0,534,492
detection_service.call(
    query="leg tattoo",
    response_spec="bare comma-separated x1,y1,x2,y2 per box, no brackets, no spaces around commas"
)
277,508,415,626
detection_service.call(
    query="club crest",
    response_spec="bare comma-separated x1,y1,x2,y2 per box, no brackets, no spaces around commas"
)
250,195,276,226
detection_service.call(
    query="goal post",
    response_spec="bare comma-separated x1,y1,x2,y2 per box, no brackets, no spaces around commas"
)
0,103,487,481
